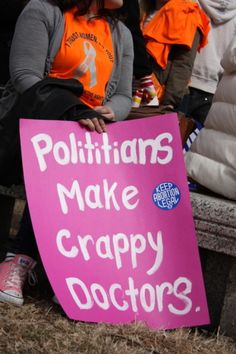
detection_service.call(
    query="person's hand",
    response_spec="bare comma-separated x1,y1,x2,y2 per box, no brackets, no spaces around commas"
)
79,106,114,133
79,117,107,133
132,75,157,107
94,105,115,120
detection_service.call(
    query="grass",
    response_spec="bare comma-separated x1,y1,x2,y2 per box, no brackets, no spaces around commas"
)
0,295,236,354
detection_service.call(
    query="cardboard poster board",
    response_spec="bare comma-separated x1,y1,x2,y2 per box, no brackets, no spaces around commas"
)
20,114,209,329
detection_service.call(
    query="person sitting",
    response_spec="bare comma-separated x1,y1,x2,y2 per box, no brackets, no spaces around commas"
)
178,0,236,125
185,36,236,200
0,0,133,306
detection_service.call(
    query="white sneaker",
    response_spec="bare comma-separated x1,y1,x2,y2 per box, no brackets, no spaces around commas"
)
0,253,36,306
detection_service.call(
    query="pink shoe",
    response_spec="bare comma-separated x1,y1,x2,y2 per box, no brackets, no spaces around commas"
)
0,253,36,306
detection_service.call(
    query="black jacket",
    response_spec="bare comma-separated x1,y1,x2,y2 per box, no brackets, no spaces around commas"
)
0,1,26,84
0,77,104,186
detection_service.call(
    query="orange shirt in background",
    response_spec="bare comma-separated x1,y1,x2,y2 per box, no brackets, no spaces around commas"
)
142,0,210,69
49,10,114,108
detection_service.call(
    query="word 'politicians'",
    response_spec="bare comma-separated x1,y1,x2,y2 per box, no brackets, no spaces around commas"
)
31,131,173,172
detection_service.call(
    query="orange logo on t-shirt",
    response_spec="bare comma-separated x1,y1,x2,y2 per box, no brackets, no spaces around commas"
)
49,10,114,108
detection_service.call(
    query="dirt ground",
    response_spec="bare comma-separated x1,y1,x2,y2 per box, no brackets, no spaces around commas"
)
0,294,236,354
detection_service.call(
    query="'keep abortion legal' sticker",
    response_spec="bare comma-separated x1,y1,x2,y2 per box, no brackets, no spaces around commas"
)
152,182,181,210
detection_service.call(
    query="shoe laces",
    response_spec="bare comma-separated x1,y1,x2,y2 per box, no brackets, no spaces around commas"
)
5,262,28,289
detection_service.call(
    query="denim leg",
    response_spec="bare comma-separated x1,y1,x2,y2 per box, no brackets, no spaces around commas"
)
7,203,38,259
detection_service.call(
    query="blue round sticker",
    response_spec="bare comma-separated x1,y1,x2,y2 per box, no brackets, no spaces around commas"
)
152,182,181,210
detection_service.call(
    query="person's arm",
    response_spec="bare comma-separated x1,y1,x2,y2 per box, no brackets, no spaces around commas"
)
0,0,24,29
162,30,201,108
103,23,134,121
9,0,57,94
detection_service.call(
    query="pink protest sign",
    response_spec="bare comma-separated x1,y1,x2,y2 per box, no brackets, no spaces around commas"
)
20,114,209,329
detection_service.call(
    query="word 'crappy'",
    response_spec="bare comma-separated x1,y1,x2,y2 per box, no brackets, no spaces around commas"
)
56,229,163,275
